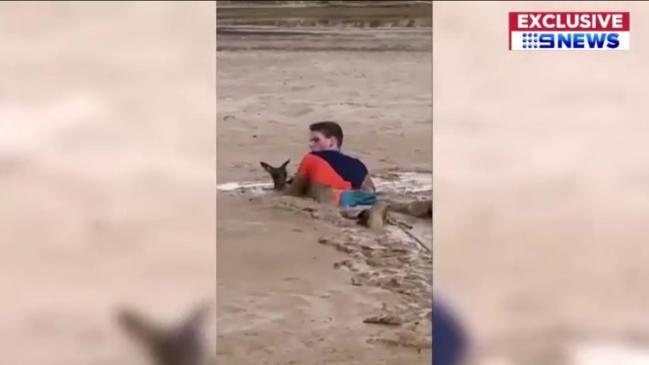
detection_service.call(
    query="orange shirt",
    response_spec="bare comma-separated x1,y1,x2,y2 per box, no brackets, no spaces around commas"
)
297,150,369,204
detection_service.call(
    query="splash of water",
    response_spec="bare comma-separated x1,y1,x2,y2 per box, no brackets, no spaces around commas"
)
216,172,432,195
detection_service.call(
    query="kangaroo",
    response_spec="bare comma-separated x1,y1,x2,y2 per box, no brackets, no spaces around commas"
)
259,159,291,191
260,159,336,204
259,159,431,227
115,303,212,365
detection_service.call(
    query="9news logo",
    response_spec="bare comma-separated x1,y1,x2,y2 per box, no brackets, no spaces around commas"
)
509,12,630,51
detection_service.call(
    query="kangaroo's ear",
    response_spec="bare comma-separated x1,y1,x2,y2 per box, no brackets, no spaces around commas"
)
281,159,290,168
260,161,273,173
177,302,210,337
115,308,160,347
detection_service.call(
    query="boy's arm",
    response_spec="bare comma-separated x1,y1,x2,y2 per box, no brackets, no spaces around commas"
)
358,160,375,192
361,174,376,192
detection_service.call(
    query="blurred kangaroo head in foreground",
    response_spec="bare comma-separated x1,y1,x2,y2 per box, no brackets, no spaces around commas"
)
260,159,291,190
115,302,211,365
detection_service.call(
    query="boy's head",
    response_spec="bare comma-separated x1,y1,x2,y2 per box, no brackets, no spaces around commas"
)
309,121,343,151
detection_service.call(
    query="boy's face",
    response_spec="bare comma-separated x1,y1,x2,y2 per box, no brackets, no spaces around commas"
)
309,131,337,151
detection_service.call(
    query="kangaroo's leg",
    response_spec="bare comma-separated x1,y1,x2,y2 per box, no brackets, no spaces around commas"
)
386,199,432,218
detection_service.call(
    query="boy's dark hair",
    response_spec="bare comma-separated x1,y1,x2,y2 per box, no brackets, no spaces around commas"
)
309,121,344,147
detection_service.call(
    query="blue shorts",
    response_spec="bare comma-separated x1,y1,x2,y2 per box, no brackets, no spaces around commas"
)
338,190,377,208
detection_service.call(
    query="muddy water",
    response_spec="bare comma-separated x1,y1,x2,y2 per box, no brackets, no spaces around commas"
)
217,3,432,362
217,1,432,28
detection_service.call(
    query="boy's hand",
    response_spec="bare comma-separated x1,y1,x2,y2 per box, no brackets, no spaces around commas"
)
361,175,376,193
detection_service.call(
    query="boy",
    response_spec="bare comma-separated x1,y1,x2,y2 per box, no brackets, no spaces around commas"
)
285,121,386,227
280,121,431,227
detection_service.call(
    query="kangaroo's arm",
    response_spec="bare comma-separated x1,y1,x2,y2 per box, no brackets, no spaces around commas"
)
284,173,309,196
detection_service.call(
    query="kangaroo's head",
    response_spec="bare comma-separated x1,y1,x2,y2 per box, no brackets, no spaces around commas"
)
260,159,290,190
115,303,210,365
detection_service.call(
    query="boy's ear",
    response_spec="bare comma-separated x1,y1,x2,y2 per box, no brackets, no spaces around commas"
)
260,161,273,173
